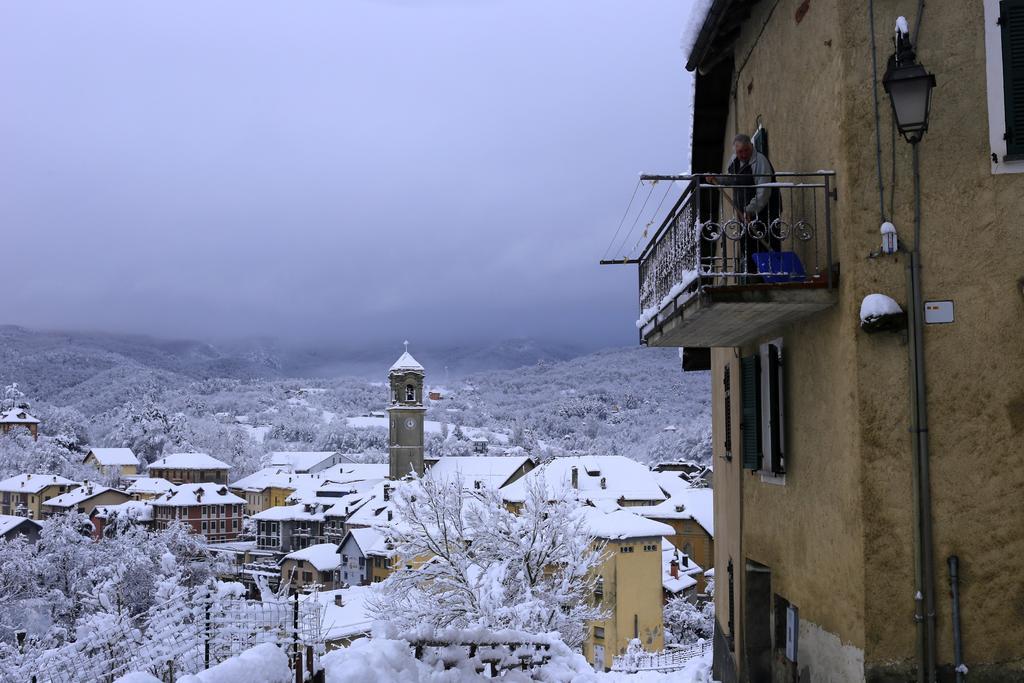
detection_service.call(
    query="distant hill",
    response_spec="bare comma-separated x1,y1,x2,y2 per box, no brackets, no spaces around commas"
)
0,326,590,400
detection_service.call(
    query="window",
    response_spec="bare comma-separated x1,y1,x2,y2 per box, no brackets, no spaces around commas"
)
232,519,238,529
642,544,658,552
741,340,786,477
593,627,605,639
984,0,1024,170
302,571,313,582
405,385,416,402
727,559,735,642
201,521,207,531
759,340,786,476
619,545,634,553
594,576,604,599
723,365,733,458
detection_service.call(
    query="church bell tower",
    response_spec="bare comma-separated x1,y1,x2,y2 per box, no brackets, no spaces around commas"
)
387,341,425,480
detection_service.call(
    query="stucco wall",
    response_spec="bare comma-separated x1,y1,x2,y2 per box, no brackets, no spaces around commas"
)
708,0,1024,679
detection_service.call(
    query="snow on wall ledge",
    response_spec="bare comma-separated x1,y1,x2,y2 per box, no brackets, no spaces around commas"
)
859,293,903,323
115,643,292,683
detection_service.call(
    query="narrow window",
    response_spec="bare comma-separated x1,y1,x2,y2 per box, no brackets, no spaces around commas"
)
405,385,416,402
727,559,735,642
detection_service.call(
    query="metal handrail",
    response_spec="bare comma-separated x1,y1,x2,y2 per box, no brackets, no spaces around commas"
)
634,170,836,329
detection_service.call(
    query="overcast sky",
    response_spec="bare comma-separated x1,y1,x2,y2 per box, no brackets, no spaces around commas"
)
0,1,695,350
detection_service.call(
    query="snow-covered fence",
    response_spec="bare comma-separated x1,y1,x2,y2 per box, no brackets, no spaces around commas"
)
611,638,712,673
395,627,557,677
6,586,324,683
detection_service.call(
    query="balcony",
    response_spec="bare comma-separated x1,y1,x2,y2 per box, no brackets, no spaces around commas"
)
609,172,838,348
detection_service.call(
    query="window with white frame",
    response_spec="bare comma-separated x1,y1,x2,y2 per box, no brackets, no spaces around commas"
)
984,0,1024,172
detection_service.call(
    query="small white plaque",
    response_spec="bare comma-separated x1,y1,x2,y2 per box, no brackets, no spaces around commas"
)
924,300,954,324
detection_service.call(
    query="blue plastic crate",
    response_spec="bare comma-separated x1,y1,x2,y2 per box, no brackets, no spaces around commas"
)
752,251,806,283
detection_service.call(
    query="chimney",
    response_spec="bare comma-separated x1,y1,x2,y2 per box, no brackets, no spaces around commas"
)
670,559,679,579
334,594,344,607
383,484,391,502
386,510,393,522
26,474,31,480
681,555,689,567
600,477,607,490
570,466,578,489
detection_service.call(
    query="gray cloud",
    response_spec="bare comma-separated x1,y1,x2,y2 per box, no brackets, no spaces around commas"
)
0,0,695,348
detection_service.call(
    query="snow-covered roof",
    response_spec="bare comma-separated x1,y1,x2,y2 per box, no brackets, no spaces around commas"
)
93,500,154,522
662,538,702,594
0,514,41,536
389,350,424,374
344,481,395,528
342,527,387,556
500,455,666,505
284,543,342,571
125,477,177,496
426,455,534,490
44,484,126,509
269,451,350,473
0,408,39,424
581,507,674,541
153,483,245,507
633,473,714,535
0,474,78,494
87,448,140,467
253,501,329,522
149,453,231,471
307,586,373,643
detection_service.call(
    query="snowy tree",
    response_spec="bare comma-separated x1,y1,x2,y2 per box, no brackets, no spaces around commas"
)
664,591,714,645
368,472,607,648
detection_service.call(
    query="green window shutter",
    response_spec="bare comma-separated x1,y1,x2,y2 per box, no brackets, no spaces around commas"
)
740,355,762,470
1002,0,1024,157
723,365,733,456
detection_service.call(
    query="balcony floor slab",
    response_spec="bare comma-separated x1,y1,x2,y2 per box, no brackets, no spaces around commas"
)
643,282,838,348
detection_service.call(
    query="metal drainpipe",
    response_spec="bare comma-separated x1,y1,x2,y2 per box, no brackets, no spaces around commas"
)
908,141,938,681
948,556,965,682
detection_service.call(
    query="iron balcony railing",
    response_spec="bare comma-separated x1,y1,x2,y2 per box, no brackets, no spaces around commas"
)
634,171,835,330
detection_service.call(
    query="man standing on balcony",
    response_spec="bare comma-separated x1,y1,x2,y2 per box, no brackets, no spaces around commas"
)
706,133,782,272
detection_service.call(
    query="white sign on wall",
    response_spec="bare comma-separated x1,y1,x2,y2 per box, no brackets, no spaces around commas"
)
924,300,954,324
786,605,799,663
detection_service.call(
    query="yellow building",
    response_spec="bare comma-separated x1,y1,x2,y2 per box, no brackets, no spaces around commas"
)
83,448,140,478
42,483,131,518
581,509,673,672
0,474,79,519
608,0,1024,680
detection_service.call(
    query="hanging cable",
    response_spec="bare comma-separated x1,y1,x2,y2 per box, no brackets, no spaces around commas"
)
613,181,656,258
602,180,643,261
868,0,887,224
913,0,925,46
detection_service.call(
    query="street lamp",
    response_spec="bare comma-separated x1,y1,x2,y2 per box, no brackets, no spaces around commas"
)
883,27,936,144
882,17,939,683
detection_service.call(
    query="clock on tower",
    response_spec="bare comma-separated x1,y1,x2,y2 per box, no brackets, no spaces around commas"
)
387,341,426,480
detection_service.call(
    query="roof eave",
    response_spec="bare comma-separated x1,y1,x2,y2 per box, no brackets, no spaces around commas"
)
685,0,737,72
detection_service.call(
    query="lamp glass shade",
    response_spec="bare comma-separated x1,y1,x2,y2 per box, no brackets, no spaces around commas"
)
883,62,936,141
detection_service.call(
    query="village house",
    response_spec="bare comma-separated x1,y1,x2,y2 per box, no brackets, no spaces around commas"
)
336,527,383,586
279,543,343,592
633,473,715,590
151,483,245,542
307,586,373,650
581,508,674,672
83,447,140,478
0,407,40,440
661,539,704,602
0,474,78,519
268,451,354,474
90,500,155,538
124,477,177,501
423,454,536,491
253,501,330,553
147,452,230,485
0,514,42,543
606,1,1024,680
500,455,668,510
42,483,131,518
